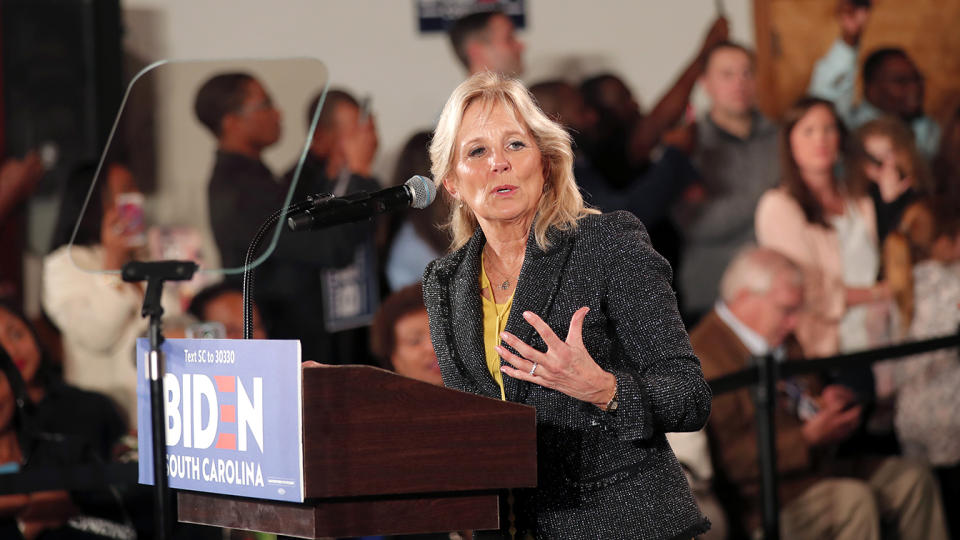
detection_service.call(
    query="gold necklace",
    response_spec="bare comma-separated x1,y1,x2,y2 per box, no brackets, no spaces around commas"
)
484,249,518,292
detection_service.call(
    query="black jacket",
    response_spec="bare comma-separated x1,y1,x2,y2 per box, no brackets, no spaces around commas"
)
207,151,370,361
423,211,711,539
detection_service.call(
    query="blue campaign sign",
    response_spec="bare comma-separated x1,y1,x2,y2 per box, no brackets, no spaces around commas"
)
137,338,303,503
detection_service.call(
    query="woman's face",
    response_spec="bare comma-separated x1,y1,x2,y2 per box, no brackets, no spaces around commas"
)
390,309,443,386
790,104,840,179
444,100,545,227
0,308,40,385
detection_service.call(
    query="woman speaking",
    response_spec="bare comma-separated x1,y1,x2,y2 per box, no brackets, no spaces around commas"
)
423,72,712,539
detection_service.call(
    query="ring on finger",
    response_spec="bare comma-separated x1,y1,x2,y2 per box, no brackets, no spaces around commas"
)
529,362,538,376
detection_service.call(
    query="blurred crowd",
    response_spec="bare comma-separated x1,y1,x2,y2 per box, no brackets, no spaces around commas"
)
1,1,959,539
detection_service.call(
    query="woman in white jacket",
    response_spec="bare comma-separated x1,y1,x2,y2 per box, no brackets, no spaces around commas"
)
43,164,181,428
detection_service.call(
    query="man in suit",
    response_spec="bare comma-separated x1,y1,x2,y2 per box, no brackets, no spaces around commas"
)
693,246,947,540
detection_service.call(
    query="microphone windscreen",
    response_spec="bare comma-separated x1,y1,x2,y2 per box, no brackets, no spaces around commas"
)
405,175,437,209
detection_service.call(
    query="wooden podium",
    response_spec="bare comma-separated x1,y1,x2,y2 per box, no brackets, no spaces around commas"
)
177,364,538,538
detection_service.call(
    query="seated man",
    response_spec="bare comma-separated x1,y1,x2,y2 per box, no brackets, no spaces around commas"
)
693,246,947,539
808,0,940,156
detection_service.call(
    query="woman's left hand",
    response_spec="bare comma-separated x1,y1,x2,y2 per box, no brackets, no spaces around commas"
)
497,307,617,408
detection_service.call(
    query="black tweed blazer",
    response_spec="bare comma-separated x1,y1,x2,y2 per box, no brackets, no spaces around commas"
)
423,211,712,539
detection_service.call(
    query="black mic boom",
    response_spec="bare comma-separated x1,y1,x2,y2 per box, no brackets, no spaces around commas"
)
287,175,436,232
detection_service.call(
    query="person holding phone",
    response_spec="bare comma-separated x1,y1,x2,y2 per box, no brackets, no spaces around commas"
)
43,163,182,428
271,88,382,365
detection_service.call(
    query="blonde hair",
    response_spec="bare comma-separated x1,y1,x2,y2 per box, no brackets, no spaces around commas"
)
430,71,597,252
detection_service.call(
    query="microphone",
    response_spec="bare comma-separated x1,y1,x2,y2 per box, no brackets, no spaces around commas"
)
287,175,437,232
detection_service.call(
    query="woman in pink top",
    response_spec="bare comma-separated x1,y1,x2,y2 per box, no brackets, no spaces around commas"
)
755,97,890,358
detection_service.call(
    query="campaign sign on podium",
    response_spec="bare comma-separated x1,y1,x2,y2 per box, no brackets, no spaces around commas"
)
136,338,304,503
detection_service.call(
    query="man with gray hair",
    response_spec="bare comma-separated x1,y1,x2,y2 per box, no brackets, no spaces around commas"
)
694,246,947,539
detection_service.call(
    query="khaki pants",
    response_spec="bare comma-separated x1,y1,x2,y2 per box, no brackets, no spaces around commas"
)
779,458,948,540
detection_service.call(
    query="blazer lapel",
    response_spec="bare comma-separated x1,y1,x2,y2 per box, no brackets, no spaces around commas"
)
502,226,573,402
446,228,503,399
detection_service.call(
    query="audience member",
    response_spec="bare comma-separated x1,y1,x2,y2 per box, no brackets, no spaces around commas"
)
0,302,130,539
382,131,450,291
186,282,267,340
578,17,726,186
674,41,780,322
196,73,354,362
874,190,960,536
43,163,181,427
848,116,932,244
367,283,470,540
197,72,285,270
694,246,948,540
370,282,442,386
873,111,960,533
447,9,524,77
564,20,724,279
808,0,940,157
280,88,381,364
755,97,888,358
530,80,698,224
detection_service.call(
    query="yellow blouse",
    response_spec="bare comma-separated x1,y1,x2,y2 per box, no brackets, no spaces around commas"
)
480,252,514,401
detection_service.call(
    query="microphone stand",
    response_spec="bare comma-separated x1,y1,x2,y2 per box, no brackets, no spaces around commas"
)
121,260,198,540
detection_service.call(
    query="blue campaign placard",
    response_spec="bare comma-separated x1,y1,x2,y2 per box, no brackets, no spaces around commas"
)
136,338,303,502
